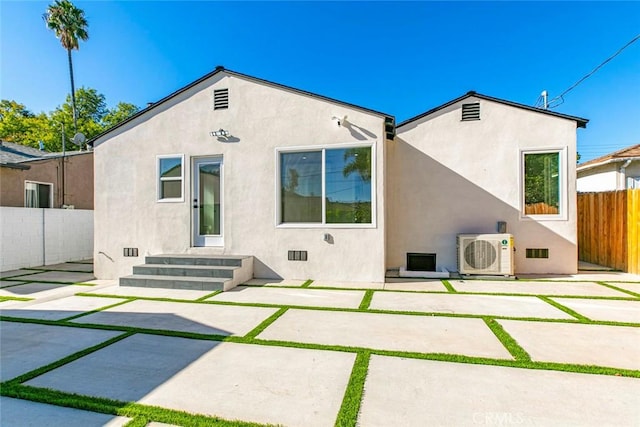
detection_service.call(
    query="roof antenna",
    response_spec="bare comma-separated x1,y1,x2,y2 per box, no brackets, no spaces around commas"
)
541,90,548,110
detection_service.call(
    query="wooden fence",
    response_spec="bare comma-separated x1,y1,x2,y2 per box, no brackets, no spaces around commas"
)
578,189,640,274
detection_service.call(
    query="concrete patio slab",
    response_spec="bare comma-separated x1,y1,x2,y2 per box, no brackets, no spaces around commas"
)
72,299,279,336
258,309,513,359
310,280,384,290
0,295,130,321
38,262,95,272
243,278,307,287
27,335,355,427
0,397,129,427
498,320,640,370
0,269,41,279
208,286,365,309
0,322,121,381
369,292,573,319
519,272,640,282
550,298,640,323
0,282,90,301
15,271,95,283
450,279,631,297
359,355,640,426
606,282,640,295
383,279,447,292
86,284,213,300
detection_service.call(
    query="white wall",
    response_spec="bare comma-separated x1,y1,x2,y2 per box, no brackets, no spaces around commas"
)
577,163,619,192
93,72,387,282
388,97,580,274
0,207,93,271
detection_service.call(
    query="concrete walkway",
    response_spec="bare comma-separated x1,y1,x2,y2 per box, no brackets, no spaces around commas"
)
1,261,639,426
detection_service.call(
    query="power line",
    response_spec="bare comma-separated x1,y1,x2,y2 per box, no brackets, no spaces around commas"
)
547,33,640,109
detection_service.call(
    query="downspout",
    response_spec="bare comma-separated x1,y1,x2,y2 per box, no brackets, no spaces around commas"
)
619,159,632,190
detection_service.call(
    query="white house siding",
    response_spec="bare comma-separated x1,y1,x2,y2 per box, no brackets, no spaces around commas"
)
94,73,387,282
577,164,618,192
388,97,579,274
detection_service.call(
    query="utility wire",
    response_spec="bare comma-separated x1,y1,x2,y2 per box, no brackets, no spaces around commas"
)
548,33,640,108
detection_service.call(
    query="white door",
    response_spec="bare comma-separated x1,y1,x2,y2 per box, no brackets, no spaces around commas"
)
193,157,223,246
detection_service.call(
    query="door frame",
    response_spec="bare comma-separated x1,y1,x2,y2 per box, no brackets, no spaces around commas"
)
192,156,224,247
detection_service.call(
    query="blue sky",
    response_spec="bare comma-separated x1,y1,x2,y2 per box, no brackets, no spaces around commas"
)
1,1,639,162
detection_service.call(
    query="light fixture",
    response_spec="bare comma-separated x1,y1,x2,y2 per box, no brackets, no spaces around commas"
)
210,128,230,137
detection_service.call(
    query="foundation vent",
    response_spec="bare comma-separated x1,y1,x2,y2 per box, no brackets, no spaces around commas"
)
288,250,308,261
462,103,480,121
214,89,229,110
123,248,139,257
526,248,549,258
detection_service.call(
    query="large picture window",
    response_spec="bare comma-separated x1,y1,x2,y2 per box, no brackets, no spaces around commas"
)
523,150,563,216
25,181,52,208
158,155,184,201
279,145,373,225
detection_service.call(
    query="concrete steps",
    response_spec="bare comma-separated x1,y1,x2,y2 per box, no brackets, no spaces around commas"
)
120,255,253,291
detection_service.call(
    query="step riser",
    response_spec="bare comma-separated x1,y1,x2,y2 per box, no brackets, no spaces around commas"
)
145,256,242,267
133,266,234,278
120,277,225,291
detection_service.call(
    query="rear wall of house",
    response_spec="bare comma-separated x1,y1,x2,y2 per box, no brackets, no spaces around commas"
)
387,97,579,274
94,74,387,282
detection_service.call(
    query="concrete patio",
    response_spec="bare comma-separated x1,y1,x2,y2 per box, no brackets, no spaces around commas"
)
1,261,639,426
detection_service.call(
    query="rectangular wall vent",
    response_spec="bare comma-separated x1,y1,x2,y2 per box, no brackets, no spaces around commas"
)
407,253,436,271
123,248,139,257
526,248,549,258
214,89,229,110
461,103,480,121
288,250,308,261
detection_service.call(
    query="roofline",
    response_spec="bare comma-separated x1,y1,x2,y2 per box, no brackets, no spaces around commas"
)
89,66,394,146
0,162,31,170
577,156,640,172
396,91,589,129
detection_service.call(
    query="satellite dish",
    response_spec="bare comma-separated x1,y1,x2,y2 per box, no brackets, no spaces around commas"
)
72,132,86,146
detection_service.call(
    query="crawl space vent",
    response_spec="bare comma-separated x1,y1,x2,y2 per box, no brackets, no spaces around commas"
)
461,103,480,121
526,248,549,259
214,89,229,110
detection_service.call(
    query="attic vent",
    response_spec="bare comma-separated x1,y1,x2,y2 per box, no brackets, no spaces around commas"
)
214,89,229,110
461,103,480,121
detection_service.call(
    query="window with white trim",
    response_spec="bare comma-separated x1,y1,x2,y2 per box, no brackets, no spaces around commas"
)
25,181,53,208
157,155,184,201
522,149,564,217
278,145,373,225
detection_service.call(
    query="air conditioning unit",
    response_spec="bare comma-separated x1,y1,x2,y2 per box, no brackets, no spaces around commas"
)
457,234,514,276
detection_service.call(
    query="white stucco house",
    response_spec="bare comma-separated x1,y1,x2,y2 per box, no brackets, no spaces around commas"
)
90,67,587,286
577,144,640,192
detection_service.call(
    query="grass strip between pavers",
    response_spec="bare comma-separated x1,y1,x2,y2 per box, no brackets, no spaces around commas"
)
537,296,591,322
196,290,222,301
596,281,640,298
123,417,149,427
4,331,134,385
441,279,457,292
243,307,288,339
0,296,32,302
334,351,370,427
483,318,531,361
58,298,138,322
301,279,314,288
0,384,274,427
358,290,374,310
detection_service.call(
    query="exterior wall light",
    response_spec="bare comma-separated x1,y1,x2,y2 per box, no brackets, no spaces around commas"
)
210,129,230,137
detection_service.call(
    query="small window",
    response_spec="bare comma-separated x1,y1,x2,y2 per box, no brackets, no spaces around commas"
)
158,155,184,201
214,88,229,110
522,150,563,217
279,145,373,226
25,181,52,208
462,103,480,121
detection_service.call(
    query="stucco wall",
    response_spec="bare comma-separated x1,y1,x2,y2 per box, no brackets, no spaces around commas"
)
94,73,386,282
577,160,640,192
388,97,579,274
0,153,94,209
0,207,93,271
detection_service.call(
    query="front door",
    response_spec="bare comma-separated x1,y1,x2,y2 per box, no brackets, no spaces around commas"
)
193,157,223,246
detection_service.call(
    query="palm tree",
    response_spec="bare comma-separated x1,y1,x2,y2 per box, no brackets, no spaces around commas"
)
43,0,88,135
342,147,371,182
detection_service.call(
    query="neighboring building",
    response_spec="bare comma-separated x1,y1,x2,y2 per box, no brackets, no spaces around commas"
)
0,140,94,209
91,67,587,282
577,144,640,192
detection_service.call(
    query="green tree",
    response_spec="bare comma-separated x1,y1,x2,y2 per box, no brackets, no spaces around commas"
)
0,100,35,143
342,147,372,182
43,0,88,136
50,87,106,146
102,102,139,129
